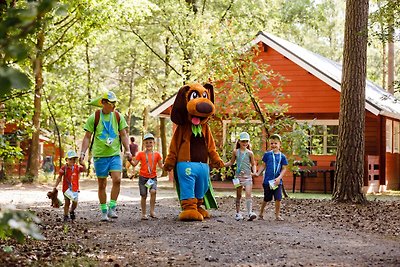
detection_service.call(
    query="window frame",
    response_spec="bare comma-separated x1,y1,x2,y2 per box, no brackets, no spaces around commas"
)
297,119,339,155
386,119,393,153
393,120,399,154
222,119,263,158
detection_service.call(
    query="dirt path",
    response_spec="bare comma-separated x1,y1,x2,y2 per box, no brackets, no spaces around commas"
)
0,179,399,266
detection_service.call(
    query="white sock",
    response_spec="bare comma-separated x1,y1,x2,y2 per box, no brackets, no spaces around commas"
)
246,199,252,215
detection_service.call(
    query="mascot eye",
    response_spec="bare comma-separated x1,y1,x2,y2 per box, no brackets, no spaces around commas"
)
189,91,199,100
202,92,208,98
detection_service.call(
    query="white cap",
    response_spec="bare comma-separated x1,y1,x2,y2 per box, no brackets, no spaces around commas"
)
143,133,155,140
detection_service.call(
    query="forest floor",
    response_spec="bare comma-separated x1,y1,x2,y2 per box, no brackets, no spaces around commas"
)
0,178,399,266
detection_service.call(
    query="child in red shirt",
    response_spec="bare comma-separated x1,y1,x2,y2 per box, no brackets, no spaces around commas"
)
54,150,86,222
130,133,163,220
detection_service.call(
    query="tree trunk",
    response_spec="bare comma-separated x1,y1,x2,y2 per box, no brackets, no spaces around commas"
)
387,40,394,94
26,30,45,179
85,41,92,103
333,0,368,203
160,38,170,176
387,3,395,94
127,55,136,134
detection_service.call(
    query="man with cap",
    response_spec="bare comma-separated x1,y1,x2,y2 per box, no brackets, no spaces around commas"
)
79,91,132,221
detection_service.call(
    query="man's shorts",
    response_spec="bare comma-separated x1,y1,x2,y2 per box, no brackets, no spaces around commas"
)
93,155,122,178
263,183,282,202
138,176,157,197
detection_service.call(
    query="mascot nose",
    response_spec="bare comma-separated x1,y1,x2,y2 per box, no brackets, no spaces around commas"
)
196,102,213,113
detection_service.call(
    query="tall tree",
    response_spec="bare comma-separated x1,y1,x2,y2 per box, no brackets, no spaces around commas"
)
333,0,369,203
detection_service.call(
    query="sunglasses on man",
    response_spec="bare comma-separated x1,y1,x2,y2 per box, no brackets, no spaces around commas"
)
105,100,116,106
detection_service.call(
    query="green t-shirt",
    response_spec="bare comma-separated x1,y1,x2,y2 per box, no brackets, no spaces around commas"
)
84,111,128,157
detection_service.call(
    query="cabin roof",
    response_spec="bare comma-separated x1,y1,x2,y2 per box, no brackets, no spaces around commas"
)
255,31,400,120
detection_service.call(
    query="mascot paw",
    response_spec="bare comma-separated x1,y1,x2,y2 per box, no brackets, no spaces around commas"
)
179,198,204,221
197,198,210,218
179,210,204,221
197,206,210,219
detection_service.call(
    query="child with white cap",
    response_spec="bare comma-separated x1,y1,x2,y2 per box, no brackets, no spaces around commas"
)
224,132,257,221
130,133,163,220
54,150,86,222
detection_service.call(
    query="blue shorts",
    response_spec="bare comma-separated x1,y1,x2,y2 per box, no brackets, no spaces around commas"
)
263,183,282,202
93,155,122,178
176,162,210,200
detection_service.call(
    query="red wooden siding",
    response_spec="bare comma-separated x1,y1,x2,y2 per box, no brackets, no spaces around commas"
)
386,153,400,190
365,113,380,155
256,45,341,114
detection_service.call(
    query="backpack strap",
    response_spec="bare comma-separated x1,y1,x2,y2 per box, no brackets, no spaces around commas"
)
89,110,101,153
115,111,120,124
114,111,122,151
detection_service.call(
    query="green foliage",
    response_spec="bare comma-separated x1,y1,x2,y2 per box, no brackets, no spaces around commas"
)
369,0,400,42
0,0,59,97
0,131,24,162
0,207,44,243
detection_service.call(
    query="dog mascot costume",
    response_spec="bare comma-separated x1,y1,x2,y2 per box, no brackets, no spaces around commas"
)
163,83,224,221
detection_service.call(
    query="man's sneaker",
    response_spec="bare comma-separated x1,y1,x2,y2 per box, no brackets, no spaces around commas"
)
248,212,257,221
108,207,118,219
69,211,76,221
63,215,69,222
234,213,244,221
100,212,109,222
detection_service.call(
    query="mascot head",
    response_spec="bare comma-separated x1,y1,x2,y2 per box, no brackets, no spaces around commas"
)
171,83,215,126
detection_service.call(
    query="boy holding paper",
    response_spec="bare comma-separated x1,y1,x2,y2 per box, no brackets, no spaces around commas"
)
54,150,86,222
254,134,288,221
130,133,163,220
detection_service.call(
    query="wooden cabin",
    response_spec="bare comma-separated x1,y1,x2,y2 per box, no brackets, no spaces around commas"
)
2,123,62,178
151,31,400,193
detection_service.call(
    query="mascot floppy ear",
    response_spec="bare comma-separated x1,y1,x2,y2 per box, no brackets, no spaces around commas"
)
171,85,190,125
203,83,215,103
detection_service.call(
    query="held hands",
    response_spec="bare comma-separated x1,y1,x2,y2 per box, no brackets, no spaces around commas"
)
163,163,173,172
79,152,86,165
125,151,133,162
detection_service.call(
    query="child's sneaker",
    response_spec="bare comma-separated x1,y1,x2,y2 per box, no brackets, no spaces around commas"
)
108,207,118,218
248,212,257,221
234,213,243,221
100,212,109,222
63,215,69,222
69,211,76,221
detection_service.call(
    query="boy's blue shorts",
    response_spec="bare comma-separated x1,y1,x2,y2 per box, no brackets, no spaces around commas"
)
93,155,122,178
263,183,282,202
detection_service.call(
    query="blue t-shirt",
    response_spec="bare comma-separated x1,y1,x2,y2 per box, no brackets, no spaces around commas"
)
261,151,288,185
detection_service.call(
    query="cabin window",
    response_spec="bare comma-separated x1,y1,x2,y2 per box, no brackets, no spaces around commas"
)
297,120,338,155
394,121,399,153
386,119,393,153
